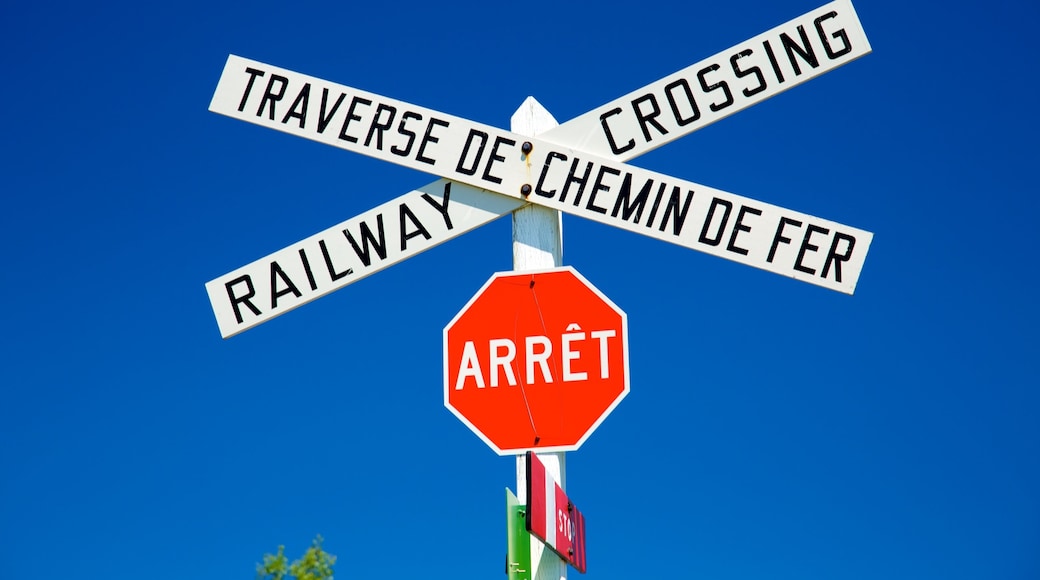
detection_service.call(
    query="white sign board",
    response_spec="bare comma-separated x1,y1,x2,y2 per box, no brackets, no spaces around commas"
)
206,180,523,337
540,0,870,159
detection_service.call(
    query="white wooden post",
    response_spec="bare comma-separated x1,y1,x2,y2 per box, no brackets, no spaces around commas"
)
511,97,566,580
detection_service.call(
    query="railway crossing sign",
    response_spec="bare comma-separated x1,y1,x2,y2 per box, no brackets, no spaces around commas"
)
205,0,874,338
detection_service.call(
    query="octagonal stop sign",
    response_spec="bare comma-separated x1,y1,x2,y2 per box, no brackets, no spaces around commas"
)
444,266,629,455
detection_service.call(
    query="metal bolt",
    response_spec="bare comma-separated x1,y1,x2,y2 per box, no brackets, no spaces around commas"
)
521,184,532,197
521,141,533,155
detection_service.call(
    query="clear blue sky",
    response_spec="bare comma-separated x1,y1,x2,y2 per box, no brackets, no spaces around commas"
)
2,0,1037,578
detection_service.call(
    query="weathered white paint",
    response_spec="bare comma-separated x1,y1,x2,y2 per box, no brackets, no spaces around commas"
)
512,97,563,271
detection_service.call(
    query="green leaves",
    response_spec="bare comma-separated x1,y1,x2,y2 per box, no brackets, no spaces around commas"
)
257,536,336,580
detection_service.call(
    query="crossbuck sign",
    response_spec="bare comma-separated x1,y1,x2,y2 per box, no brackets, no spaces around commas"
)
205,0,873,338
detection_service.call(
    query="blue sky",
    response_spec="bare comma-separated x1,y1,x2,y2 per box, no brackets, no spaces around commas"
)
2,0,1037,579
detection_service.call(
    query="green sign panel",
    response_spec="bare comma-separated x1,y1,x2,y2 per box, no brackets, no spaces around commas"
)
506,488,532,580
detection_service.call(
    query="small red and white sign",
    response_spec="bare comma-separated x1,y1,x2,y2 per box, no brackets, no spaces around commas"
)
525,452,587,574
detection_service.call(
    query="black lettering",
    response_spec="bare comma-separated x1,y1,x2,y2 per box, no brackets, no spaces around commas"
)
599,108,634,155
344,216,387,267
664,79,701,126
281,83,310,127
794,224,829,275
258,74,289,120
767,217,802,263
814,11,852,59
420,182,453,230
364,103,397,149
659,187,695,235
610,173,653,224
726,205,762,255
416,117,449,165
699,198,733,245
535,152,568,198
298,248,317,291
319,239,353,281
317,89,346,134
781,25,819,75
456,129,488,176
238,67,266,112
821,232,856,282
482,136,515,185
560,158,593,205
391,111,422,157
644,183,666,228
338,96,371,144
697,64,734,113
763,40,785,84
587,166,620,215
399,203,431,250
225,275,261,324
632,94,667,142
731,50,767,98
270,262,301,308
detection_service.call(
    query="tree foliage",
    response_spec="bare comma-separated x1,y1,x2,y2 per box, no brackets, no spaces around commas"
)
257,535,336,580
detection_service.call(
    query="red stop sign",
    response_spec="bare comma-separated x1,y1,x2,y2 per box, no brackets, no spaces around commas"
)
443,267,629,455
